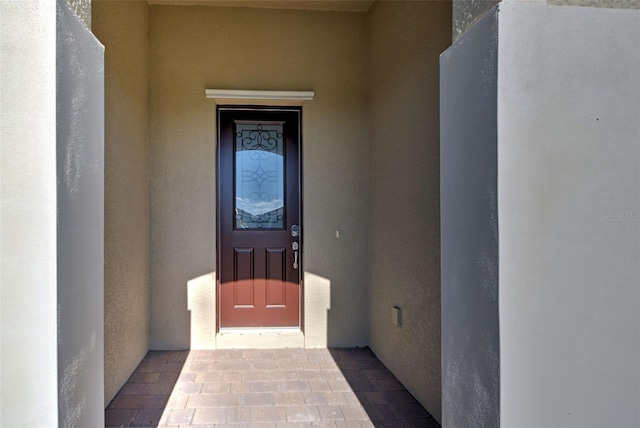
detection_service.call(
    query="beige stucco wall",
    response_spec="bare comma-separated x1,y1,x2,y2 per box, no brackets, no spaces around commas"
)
148,5,369,349
368,0,450,423
92,1,150,406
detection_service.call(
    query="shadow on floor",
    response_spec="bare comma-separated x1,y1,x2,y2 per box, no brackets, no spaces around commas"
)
105,350,188,426
105,347,440,427
329,348,439,427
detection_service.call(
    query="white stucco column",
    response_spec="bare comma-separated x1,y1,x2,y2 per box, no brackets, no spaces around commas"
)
1,1,105,425
442,3,639,427
498,4,640,426
0,1,59,425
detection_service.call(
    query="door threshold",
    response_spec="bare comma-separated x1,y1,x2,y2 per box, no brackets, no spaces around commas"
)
219,327,301,333
216,328,304,349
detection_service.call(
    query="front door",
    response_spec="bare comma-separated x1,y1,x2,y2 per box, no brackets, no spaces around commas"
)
217,107,301,328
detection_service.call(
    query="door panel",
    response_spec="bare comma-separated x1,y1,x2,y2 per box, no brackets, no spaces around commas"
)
266,248,286,307
233,248,254,307
218,107,301,328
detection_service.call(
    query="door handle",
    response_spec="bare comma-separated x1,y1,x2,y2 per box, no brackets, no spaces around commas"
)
292,242,299,269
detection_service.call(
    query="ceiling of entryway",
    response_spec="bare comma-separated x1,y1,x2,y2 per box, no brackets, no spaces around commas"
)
147,0,376,12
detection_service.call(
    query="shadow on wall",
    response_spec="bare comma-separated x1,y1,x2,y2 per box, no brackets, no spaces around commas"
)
187,272,217,350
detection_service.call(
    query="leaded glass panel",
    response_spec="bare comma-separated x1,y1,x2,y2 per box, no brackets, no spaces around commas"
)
234,122,285,229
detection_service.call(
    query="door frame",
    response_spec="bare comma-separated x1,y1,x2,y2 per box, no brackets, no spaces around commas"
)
216,105,304,332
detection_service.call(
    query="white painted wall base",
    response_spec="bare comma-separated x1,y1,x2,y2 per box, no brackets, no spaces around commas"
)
216,330,305,349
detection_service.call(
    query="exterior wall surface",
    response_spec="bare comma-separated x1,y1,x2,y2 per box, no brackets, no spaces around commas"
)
56,0,105,425
498,4,640,426
92,0,151,406
148,5,369,349
453,0,639,42
453,0,500,41
65,0,91,28
439,7,500,427
368,1,450,423
0,1,59,425
548,0,640,8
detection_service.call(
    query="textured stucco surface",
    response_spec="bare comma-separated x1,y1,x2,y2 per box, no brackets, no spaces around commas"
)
92,0,150,407
368,1,450,423
498,4,640,426
66,0,91,27
453,0,639,41
56,0,105,425
453,0,499,41
148,5,369,349
440,7,500,427
548,0,640,8
0,1,59,425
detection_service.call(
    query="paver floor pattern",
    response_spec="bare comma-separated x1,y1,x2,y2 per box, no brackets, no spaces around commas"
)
106,347,439,428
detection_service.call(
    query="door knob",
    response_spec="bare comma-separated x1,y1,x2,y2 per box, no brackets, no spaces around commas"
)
292,242,299,269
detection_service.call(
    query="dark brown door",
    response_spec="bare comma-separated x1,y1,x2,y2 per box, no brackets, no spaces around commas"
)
217,107,301,328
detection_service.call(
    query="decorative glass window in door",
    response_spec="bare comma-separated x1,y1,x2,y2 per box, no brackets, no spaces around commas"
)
234,122,285,229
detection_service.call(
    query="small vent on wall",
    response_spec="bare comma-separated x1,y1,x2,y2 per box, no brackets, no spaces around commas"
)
392,306,401,327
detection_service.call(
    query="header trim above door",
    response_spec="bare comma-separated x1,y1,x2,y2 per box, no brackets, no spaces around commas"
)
205,89,315,106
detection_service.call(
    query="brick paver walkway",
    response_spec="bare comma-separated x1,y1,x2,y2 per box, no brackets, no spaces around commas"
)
105,347,439,427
